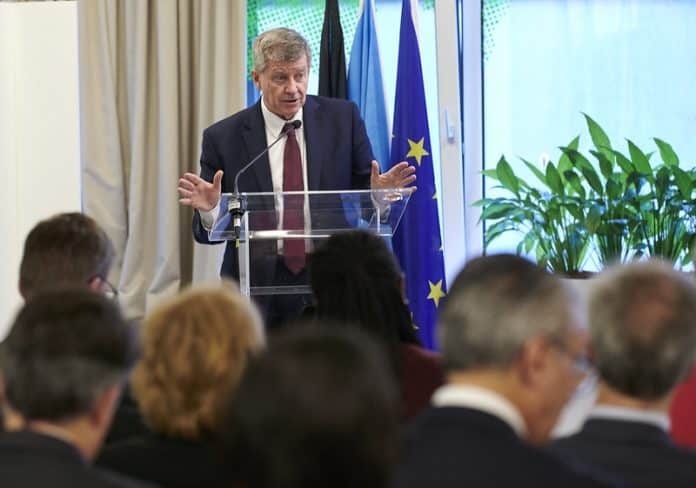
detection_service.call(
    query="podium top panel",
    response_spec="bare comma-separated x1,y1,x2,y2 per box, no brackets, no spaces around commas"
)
208,188,412,241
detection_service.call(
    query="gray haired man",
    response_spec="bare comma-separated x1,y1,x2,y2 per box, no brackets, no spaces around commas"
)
551,260,696,486
395,254,611,487
0,289,150,487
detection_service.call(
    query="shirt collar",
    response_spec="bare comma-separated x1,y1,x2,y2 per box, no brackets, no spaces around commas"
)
432,384,527,437
589,405,670,432
260,97,303,138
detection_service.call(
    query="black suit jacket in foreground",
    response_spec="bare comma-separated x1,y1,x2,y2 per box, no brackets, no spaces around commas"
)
192,95,374,280
97,433,227,488
0,431,154,488
550,417,696,487
394,407,613,488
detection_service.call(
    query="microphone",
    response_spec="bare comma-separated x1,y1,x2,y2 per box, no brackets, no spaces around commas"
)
228,119,302,238
233,119,302,194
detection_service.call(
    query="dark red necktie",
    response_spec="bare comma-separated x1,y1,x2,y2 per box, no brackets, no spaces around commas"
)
282,123,305,274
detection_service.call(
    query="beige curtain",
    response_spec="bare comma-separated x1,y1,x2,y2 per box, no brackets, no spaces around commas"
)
78,0,246,320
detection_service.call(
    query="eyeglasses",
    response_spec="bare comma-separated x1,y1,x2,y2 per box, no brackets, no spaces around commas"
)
548,337,594,376
102,278,119,300
88,275,119,300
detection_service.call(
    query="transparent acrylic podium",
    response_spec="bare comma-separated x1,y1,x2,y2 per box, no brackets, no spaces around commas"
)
208,189,412,297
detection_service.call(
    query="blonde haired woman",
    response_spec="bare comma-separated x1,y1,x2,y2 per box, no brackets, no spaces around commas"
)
98,282,264,487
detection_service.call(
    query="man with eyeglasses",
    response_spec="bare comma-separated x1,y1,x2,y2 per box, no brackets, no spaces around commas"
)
18,212,116,300
394,254,611,487
550,260,696,486
10,212,143,444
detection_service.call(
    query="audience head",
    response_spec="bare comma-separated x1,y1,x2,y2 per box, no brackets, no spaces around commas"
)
223,325,400,488
19,212,115,299
589,260,696,402
131,282,264,441
308,230,419,347
439,254,588,444
0,288,137,459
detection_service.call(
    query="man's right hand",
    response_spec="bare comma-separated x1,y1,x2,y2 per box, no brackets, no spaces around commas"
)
177,170,223,212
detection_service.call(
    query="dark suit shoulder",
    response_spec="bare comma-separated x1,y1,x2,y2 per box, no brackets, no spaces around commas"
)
0,431,156,487
305,94,358,111
396,407,612,488
98,434,226,488
550,418,696,486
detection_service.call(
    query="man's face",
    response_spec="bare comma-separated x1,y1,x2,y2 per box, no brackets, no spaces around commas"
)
252,55,309,120
528,324,590,444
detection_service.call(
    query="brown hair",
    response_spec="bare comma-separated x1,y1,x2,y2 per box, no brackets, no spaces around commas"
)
19,212,114,298
131,282,264,440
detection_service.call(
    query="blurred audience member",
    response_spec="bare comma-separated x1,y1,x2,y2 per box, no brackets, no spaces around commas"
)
222,326,400,488
19,212,116,300
551,260,696,486
97,283,264,488
13,211,145,443
395,254,609,487
308,230,443,420
0,289,146,487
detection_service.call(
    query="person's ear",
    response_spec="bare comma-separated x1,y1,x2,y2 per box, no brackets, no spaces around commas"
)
87,276,103,293
516,336,551,388
251,70,261,90
89,385,122,430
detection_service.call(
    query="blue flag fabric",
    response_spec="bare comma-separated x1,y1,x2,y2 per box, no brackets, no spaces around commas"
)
347,0,390,170
389,0,446,350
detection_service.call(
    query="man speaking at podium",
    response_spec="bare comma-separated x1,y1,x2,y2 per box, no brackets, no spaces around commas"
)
178,27,415,327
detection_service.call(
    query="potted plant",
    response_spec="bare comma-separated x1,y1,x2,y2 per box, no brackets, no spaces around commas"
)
476,115,696,272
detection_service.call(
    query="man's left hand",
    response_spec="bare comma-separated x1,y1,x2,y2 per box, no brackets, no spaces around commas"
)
370,160,417,192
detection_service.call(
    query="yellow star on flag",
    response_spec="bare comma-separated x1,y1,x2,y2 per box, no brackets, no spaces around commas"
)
406,137,429,166
427,279,446,308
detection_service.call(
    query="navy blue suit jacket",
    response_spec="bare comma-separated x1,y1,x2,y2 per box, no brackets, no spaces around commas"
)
192,95,374,279
394,407,614,488
551,417,696,487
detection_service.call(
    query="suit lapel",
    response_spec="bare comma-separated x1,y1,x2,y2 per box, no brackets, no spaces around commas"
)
303,96,325,190
242,100,274,193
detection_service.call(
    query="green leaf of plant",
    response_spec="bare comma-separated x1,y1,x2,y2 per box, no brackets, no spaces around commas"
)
590,149,613,179
612,149,634,174
521,158,548,188
581,165,604,196
655,166,670,204
673,166,693,200
654,138,680,167
481,169,499,179
627,139,653,180
545,163,564,196
479,202,520,221
496,156,520,196
606,177,622,200
586,204,603,234
583,113,613,154
558,135,580,171
563,170,586,199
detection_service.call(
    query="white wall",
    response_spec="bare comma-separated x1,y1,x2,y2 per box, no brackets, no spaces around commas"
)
0,1,80,339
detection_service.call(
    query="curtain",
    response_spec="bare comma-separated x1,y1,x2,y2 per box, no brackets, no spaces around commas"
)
77,0,246,320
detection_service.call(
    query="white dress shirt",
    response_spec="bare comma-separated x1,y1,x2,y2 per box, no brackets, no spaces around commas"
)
431,384,528,437
588,404,671,432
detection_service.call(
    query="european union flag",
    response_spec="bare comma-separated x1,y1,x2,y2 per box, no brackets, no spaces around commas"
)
389,0,446,350
347,0,389,170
